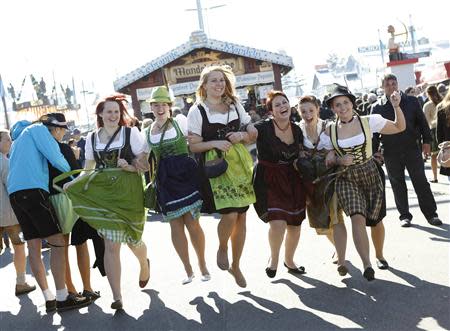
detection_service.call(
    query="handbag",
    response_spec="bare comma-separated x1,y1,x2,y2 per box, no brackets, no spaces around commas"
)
204,149,228,178
144,119,170,210
437,141,450,168
203,105,231,178
294,121,326,181
49,193,79,234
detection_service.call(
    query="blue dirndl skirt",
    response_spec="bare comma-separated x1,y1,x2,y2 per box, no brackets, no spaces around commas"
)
156,155,202,221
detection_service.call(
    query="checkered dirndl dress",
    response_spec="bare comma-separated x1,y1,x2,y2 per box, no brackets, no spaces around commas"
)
330,116,384,226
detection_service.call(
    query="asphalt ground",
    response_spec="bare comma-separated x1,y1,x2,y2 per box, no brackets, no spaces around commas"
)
0,163,449,331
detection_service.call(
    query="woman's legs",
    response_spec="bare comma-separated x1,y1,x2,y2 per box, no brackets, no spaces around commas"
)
217,212,238,270
431,154,438,181
325,231,335,246
371,221,386,261
183,213,208,276
127,241,149,285
268,220,286,269
104,239,122,301
63,234,77,294
333,223,347,266
350,214,371,269
229,212,247,287
75,242,94,292
284,225,301,268
169,217,193,278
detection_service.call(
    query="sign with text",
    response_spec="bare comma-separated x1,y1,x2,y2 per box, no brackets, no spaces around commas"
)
169,71,276,96
166,58,245,84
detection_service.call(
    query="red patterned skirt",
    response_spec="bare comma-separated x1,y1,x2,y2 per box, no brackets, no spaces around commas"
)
253,160,307,226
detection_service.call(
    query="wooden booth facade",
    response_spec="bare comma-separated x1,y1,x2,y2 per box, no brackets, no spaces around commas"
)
113,31,293,118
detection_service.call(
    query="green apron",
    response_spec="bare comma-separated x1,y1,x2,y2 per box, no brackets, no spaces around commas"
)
54,169,145,242
206,144,256,210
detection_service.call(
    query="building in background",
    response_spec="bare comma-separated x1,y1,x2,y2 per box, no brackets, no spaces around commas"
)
113,31,293,118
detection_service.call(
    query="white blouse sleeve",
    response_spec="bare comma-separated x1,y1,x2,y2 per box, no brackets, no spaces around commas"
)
368,114,388,133
84,132,94,160
187,105,203,136
320,132,333,150
130,127,146,155
174,114,188,136
235,102,251,126
142,127,150,153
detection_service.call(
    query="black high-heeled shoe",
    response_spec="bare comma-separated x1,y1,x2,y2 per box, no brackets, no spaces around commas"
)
363,267,375,281
337,265,348,276
284,262,306,274
265,267,277,278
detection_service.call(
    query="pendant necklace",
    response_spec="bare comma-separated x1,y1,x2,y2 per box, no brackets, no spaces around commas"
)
273,119,291,132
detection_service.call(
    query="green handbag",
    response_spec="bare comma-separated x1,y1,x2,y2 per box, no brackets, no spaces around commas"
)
144,119,170,210
49,192,79,234
144,181,157,210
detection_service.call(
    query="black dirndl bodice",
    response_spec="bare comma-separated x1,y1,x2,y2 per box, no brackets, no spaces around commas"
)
91,127,134,168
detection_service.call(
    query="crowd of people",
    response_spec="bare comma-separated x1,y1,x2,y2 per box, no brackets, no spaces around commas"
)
1,65,449,313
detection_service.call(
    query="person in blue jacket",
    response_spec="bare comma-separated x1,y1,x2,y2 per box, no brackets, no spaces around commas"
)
7,113,91,313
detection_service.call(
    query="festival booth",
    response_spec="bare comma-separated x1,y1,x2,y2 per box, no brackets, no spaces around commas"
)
113,31,293,118
415,61,450,86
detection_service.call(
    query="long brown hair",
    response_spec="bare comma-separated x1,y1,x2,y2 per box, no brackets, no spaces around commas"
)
437,88,450,127
95,94,134,128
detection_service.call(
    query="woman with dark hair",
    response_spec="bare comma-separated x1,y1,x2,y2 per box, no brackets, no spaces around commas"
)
187,65,257,288
297,95,344,245
64,94,149,309
253,90,307,278
322,85,405,281
436,88,450,178
145,86,210,285
423,85,443,182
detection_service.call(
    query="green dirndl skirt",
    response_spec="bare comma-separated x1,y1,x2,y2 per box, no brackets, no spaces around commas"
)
62,169,146,243
205,143,256,211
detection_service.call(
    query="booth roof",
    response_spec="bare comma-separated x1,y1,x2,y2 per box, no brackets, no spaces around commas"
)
113,31,294,92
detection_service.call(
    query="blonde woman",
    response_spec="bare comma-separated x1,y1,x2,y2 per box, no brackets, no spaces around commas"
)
187,65,257,287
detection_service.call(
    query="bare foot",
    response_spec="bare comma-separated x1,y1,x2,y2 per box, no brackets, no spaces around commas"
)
228,267,247,288
217,248,229,270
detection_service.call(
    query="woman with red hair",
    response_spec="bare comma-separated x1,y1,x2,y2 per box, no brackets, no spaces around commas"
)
253,90,307,278
64,94,149,310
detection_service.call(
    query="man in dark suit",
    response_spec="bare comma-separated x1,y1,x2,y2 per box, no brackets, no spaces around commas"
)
371,74,442,227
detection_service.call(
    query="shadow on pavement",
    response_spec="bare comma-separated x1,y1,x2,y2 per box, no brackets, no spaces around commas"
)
410,223,449,242
0,248,13,268
189,291,336,330
272,263,450,331
1,294,62,331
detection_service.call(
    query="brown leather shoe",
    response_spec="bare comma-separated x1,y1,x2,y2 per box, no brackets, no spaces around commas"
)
139,259,150,288
15,283,37,296
111,299,123,310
